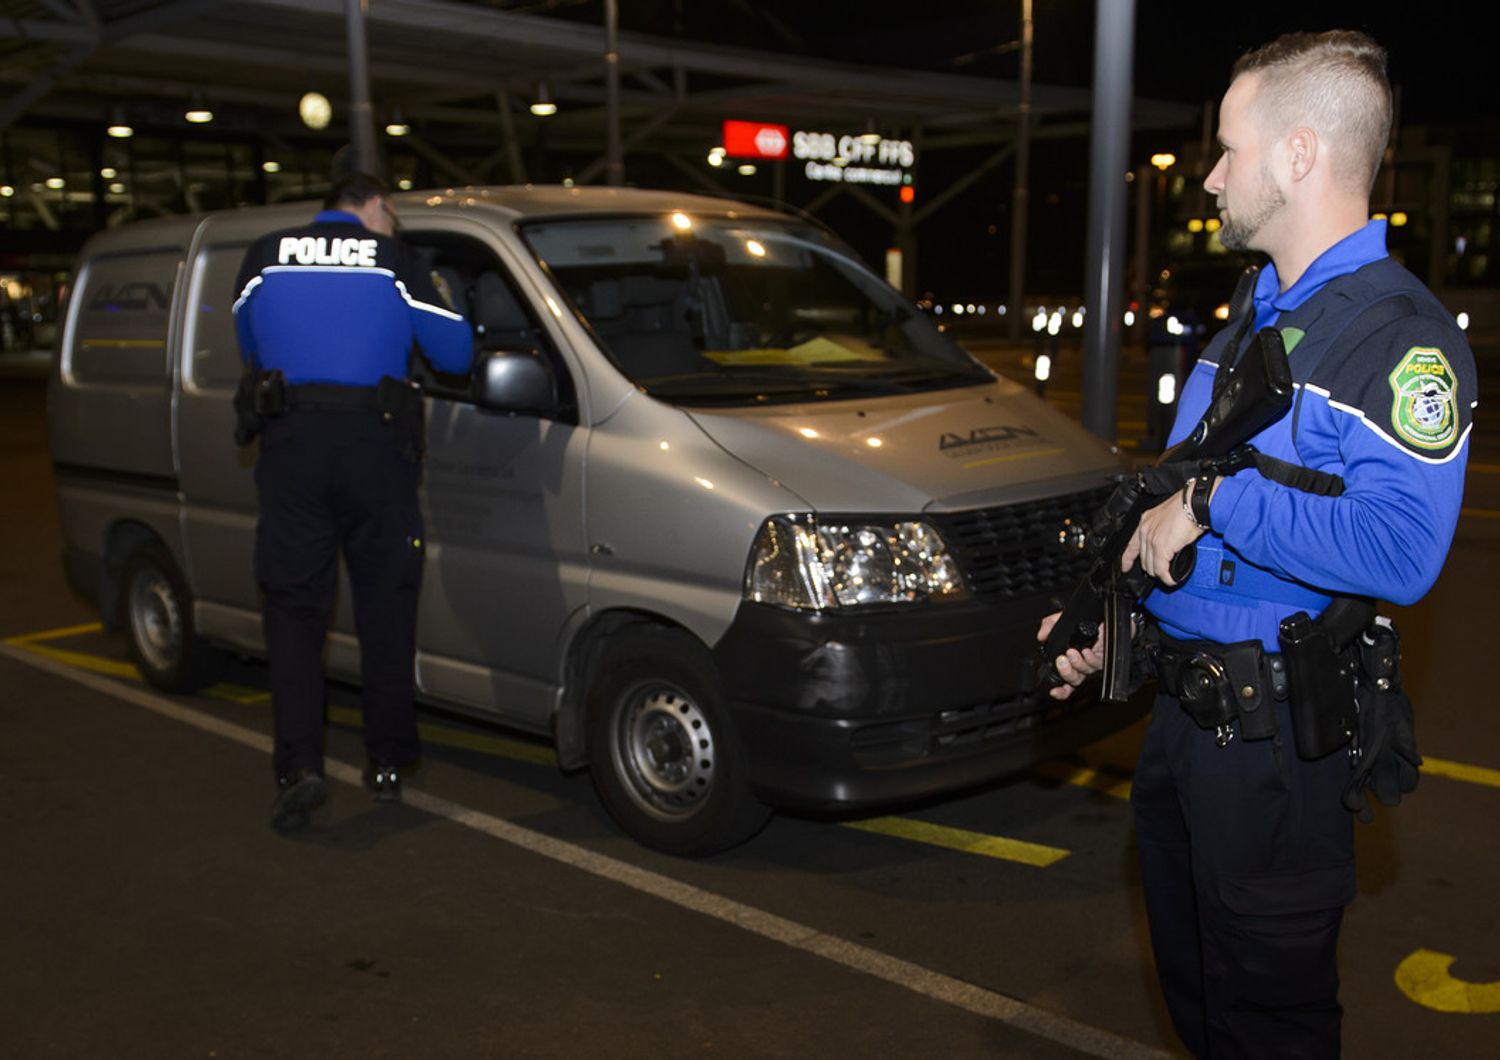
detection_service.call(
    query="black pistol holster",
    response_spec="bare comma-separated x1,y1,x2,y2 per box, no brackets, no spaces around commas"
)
1143,625,1286,746
233,367,286,445
1277,596,1372,760
377,375,425,461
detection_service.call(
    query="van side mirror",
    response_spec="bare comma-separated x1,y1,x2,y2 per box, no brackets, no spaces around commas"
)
474,348,558,416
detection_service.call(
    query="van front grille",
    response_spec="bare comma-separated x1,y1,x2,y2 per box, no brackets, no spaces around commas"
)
928,484,1114,601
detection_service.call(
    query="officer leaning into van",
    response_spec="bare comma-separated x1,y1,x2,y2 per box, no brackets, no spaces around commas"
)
1041,31,1472,1058
232,171,473,832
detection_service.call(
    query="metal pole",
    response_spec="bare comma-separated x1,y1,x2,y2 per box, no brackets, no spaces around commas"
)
344,0,379,177
1080,0,1135,442
1132,163,1150,345
1006,0,1032,339
604,0,623,186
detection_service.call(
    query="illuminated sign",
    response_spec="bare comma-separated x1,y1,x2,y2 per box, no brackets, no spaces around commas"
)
793,130,915,186
722,120,790,160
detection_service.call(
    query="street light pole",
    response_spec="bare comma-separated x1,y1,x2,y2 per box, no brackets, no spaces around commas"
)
344,0,379,178
1006,0,1033,339
1080,0,1135,442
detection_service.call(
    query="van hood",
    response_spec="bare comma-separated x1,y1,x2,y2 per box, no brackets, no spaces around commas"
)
685,377,1123,514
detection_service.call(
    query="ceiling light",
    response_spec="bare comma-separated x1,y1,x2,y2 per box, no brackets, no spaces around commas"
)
100,167,117,179
0,185,14,198
530,82,557,117
106,107,133,138
397,178,413,190
299,91,332,130
859,119,880,145
184,93,214,124
108,182,126,194
737,163,756,176
385,105,410,137
45,177,65,189
262,160,281,174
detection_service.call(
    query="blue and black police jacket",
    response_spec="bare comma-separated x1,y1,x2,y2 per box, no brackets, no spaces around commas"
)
232,209,472,385
1147,221,1476,650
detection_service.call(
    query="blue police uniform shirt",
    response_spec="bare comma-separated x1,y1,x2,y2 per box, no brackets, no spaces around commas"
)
1147,219,1474,649
232,209,472,385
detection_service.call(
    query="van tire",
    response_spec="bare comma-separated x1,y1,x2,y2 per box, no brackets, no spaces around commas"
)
121,542,228,693
586,627,771,856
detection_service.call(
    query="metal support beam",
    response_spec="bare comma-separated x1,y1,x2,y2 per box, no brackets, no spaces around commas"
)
1080,0,1135,443
402,134,478,185
0,44,94,132
844,185,898,227
344,0,379,177
495,91,527,184
576,105,679,185
663,153,726,195
1006,0,1033,339
914,142,1013,224
604,0,622,185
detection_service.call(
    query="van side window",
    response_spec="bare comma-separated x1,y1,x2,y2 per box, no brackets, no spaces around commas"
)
183,242,252,390
70,248,180,383
404,231,575,418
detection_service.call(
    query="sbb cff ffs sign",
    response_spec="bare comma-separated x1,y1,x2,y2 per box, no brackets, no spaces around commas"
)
721,121,789,160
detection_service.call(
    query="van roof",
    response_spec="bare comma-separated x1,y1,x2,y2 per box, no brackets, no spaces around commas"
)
391,184,789,224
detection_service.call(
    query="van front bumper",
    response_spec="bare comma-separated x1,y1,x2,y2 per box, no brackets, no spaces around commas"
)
712,599,1145,810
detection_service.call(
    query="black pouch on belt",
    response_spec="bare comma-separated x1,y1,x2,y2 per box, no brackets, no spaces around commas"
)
233,367,285,445
377,375,425,461
1278,598,1370,760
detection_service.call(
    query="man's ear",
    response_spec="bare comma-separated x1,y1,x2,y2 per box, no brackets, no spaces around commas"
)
1286,126,1318,182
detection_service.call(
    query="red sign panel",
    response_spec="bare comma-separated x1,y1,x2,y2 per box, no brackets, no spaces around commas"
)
722,120,789,160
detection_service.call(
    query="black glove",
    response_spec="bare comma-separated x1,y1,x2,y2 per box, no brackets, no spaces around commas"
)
1342,685,1421,823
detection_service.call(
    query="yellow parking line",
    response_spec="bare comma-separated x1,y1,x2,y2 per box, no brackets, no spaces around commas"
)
8,640,141,680
1035,760,1133,801
843,817,1069,867
1395,949,1500,1013
1423,756,1500,790
3,621,104,646
1459,507,1500,520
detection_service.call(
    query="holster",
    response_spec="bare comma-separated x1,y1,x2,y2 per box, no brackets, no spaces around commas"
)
377,375,425,461
1145,627,1284,743
233,367,285,445
1277,597,1374,760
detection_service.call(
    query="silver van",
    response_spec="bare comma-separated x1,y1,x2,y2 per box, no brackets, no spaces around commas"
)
49,186,1131,854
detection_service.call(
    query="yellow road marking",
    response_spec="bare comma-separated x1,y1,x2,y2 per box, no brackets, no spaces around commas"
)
843,817,1069,866
1035,760,1133,801
1423,755,1500,790
962,447,1065,469
5,640,142,679
1395,949,1500,1014
1459,507,1500,520
1466,463,1500,474
3,621,105,646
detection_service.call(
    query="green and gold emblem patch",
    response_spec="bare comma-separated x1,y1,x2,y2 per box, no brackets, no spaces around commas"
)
1389,346,1459,450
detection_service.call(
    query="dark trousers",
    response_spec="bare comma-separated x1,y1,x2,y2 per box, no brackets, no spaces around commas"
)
1132,693,1355,1059
254,408,424,778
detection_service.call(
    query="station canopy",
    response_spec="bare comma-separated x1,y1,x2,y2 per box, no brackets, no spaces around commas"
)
1,0,1197,197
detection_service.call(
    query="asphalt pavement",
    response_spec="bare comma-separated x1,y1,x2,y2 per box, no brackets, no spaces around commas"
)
3,342,1499,1058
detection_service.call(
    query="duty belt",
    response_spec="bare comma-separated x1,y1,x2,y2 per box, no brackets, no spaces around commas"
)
285,383,380,411
1145,627,1289,744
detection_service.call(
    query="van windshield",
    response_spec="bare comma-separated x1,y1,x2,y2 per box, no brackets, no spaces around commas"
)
520,214,992,405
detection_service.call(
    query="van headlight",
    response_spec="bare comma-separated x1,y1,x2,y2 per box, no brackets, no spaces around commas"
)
746,514,969,610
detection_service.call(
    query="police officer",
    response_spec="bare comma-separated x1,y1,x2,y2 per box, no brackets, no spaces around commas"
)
1040,31,1472,1058
232,172,473,832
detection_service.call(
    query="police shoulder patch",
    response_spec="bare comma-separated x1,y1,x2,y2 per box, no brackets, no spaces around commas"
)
1388,345,1459,450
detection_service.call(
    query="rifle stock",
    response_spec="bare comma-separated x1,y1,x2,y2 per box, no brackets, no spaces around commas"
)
1037,322,1294,700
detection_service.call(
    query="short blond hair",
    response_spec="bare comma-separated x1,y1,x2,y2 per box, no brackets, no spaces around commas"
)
1233,30,1392,194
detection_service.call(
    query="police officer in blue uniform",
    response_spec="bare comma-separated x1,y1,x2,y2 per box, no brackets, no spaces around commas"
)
233,172,473,832
1042,31,1473,1058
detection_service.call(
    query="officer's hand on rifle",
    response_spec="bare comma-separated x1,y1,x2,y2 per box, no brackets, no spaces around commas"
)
1124,477,1220,586
1037,612,1105,700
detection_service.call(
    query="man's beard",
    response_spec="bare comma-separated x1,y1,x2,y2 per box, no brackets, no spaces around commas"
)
1219,166,1287,251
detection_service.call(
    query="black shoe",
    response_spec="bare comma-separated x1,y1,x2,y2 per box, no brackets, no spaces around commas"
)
270,768,327,833
363,762,402,803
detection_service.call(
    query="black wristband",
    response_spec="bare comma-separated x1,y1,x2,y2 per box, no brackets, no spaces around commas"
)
1190,474,1214,532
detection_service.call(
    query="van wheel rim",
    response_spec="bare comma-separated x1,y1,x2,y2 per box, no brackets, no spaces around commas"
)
613,685,715,821
128,570,181,672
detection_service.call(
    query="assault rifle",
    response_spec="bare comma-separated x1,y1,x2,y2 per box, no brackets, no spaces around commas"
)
1038,272,1294,701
